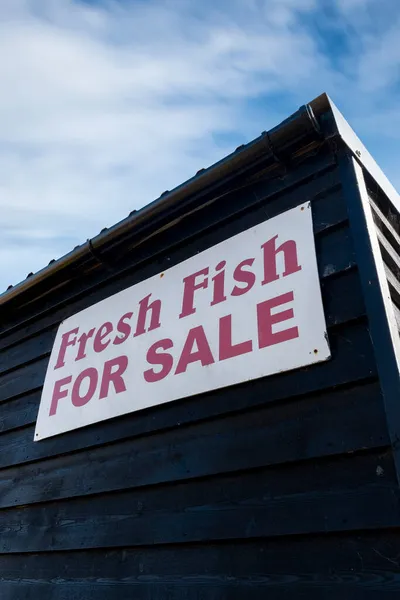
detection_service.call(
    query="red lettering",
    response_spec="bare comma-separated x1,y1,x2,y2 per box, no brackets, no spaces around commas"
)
219,314,252,360
99,356,128,399
261,236,301,285
76,328,95,361
93,322,113,353
144,339,174,383
257,291,299,348
49,376,72,416
175,326,214,374
179,268,209,319
54,328,79,370
114,312,133,345
134,294,162,337
211,261,227,306
231,258,256,296
71,368,99,407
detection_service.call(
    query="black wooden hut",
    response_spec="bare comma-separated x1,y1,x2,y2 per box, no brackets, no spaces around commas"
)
1,93,400,598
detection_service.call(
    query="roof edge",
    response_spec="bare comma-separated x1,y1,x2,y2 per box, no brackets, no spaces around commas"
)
309,93,400,213
0,101,321,307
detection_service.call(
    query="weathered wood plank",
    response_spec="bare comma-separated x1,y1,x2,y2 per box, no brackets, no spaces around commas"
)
392,302,400,331
0,452,396,553
0,529,399,579
0,381,387,508
0,391,41,434
0,483,398,553
384,264,400,308
321,267,365,326
2,578,400,600
370,194,400,256
0,360,47,402
376,227,400,282
0,328,56,377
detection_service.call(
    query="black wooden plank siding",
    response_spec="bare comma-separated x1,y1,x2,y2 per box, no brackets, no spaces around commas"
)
369,191,400,326
0,140,399,599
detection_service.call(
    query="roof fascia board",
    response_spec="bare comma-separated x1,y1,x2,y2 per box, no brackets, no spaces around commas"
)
322,95,400,212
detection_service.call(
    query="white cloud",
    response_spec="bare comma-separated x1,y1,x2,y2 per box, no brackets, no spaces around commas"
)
1,0,400,292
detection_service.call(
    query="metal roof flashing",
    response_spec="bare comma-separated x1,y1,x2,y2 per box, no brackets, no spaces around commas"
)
1,92,398,308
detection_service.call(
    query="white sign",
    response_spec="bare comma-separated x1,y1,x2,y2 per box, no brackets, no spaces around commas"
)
35,203,330,441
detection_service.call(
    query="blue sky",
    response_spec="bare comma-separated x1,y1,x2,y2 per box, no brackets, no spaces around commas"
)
2,0,400,291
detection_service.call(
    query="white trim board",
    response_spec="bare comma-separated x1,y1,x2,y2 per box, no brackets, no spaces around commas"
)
311,94,400,214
